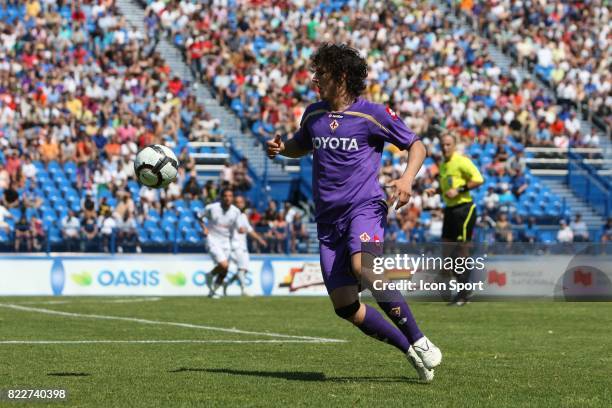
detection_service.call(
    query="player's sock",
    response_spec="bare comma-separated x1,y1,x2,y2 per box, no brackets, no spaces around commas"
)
375,297,424,345
356,304,409,353
237,269,246,294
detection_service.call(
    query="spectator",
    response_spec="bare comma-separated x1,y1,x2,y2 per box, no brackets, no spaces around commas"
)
61,210,81,251
601,218,612,243
519,217,538,243
23,184,42,208
0,203,13,234
98,209,117,253
0,164,10,190
14,213,32,252
220,161,234,185
182,176,201,201
511,169,528,198
498,184,516,206
483,186,500,213
117,213,140,253
81,215,99,252
272,213,288,254
82,193,97,219
2,182,20,209
39,135,60,164
425,209,444,242
494,213,513,243
290,212,309,253
557,220,574,243
570,214,589,242
114,193,136,220
30,216,45,251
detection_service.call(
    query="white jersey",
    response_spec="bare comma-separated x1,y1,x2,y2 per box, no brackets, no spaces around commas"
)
201,202,241,243
231,212,254,251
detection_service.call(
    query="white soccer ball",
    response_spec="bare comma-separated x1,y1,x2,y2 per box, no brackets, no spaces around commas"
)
134,145,180,188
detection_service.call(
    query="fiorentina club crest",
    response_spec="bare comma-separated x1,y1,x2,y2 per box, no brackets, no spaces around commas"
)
329,119,339,132
359,232,371,242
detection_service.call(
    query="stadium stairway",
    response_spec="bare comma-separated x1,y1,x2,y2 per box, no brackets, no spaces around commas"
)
115,0,295,204
542,178,605,229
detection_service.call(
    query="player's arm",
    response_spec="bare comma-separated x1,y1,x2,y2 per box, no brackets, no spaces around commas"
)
198,207,210,236
266,134,311,159
267,105,315,159
387,140,426,209
376,106,426,210
247,230,267,247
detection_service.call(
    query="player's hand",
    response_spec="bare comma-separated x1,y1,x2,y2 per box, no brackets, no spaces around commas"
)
386,178,413,211
266,134,284,159
258,237,267,247
203,226,209,236
445,188,459,199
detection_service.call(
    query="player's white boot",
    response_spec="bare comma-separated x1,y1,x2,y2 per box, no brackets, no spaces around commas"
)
406,346,434,383
412,336,442,369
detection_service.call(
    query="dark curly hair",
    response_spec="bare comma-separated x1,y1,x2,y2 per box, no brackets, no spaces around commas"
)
310,43,368,98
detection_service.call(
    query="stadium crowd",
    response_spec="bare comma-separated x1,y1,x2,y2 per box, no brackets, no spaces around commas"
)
0,0,607,253
147,0,604,150
141,0,609,242
456,0,611,133
0,0,292,253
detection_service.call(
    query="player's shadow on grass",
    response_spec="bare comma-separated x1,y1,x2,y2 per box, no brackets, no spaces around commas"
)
170,368,418,383
48,372,90,377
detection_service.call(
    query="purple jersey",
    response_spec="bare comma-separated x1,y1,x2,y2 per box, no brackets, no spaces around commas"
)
293,97,419,223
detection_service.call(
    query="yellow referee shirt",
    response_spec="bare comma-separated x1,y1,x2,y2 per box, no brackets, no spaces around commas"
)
439,152,484,207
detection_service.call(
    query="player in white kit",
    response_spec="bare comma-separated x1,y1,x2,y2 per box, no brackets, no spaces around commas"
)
224,195,267,296
200,189,243,298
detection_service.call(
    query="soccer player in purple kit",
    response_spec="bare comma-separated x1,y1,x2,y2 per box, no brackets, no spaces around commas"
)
267,44,442,382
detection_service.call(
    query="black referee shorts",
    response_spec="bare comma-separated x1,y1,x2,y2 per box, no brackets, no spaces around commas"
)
442,202,477,242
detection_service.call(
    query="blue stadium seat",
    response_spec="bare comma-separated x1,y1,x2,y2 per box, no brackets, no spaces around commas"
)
147,209,160,222
179,213,194,223
63,162,77,175
137,229,149,243
49,228,62,243
178,220,193,232
47,161,61,174
174,200,186,212
184,230,200,243
162,212,178,223
143,219,159,230
189,200,204,212
150,230,165,243
0,230,9,243
161,220,175,233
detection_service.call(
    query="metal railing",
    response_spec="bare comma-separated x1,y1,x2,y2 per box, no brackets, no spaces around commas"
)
567,152,612,218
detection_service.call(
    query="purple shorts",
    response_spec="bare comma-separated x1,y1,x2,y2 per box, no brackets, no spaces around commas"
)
317,200,387,294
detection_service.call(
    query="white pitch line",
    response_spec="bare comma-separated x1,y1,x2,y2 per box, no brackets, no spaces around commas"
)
0,339,330,345
16,297,162,305
0,303,346,343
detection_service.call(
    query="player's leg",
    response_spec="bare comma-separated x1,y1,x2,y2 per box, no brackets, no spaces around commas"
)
208,241,230,298
454,203,477,304
235,250,250,295
329,284,411,354
349,204,442,370
320,235,428,378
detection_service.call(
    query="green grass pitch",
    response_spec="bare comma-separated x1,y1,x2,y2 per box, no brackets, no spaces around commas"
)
0,297,610,407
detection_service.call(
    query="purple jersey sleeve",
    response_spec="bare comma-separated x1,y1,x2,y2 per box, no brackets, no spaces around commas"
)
371,105,419,150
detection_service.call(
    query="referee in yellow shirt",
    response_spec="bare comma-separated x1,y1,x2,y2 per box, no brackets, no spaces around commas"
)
428,134,484,305
439,135,484,242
